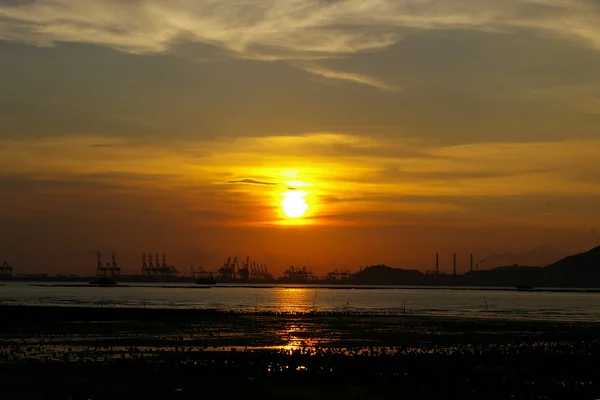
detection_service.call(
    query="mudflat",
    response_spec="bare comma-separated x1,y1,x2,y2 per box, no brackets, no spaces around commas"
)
1,305,599,399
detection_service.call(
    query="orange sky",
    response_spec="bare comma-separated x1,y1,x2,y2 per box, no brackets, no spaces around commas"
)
1,1,600,276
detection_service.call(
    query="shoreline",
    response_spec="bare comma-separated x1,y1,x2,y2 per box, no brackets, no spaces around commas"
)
2,303,600,326
7,280,600,293
2,304,600,324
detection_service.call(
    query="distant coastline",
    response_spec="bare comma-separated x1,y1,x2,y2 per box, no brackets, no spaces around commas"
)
4,244,600,288
6,279,600,293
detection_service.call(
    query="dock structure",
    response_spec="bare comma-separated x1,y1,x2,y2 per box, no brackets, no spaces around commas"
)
0,261,13,277
282,265,314,281
96,252,107,277
110,253,121,277
326,269,352,281
191,266,210,279
96,252,121,277
141,252,179,278
217,256,271,281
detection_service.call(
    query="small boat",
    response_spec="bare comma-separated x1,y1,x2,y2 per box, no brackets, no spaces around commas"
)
89,276,118,286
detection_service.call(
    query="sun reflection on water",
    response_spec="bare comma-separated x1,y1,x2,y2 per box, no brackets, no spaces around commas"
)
274,288,320,314
267,288,325,351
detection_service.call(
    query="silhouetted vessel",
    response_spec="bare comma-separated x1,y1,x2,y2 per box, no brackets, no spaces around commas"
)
89,277,118,286
196,272,216,285
516,284,535,291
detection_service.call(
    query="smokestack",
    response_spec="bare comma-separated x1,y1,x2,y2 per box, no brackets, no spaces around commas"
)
453,253,456,276
435,252,439,277
470,254,473,272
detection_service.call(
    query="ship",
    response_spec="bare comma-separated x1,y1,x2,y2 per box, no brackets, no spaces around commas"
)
89,276,118,286
516,284,535,291
196,272,216,285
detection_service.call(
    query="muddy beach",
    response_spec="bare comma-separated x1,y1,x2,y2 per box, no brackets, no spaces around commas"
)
1,305,599,399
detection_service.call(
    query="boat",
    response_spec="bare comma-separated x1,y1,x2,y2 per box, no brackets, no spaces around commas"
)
89,276,118,286
196,272,216,285
516,284,535,291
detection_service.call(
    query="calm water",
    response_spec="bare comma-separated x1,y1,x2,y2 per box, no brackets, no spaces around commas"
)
1,281,599,321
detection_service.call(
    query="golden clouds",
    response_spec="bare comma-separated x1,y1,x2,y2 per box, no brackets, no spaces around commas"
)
2,133,600,228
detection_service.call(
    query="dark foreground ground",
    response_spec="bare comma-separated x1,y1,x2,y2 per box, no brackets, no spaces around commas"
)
1,306,599,399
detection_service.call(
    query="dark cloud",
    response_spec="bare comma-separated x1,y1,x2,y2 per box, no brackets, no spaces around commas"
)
0,171,182,192
82,171,182,181
0,175,124,191
319,195,342,204
225,178,278,186
185,209,233,220
370,165,549,184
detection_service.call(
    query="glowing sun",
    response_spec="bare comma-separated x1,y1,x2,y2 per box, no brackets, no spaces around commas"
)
281,190,309,218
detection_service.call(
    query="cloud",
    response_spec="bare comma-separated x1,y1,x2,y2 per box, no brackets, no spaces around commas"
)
2,133,600,230
89,143,118,148
3,133,600,198
1,1,600,57
82,171,182,182
225,178,278,186
0,174,124,191
2,0,600,91
527,84,600,115
298,63,400,91
583,97,600,115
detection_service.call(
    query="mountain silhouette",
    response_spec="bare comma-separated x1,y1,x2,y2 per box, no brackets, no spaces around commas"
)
544,245,600,286
351,245,600,288
351,264,422,285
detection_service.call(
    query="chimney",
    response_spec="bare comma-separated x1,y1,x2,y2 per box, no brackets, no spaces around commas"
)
453,253,456,276
435,252,439,277
470,254,473,272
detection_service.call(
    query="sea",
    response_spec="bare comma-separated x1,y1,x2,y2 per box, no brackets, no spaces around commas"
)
1,281,599,322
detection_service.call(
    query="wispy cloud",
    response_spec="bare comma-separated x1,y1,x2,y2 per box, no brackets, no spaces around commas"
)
2,133,600,232
527,84,600,115
2,0,600,90
298,64,400,91
1,1,600,56
583,97,600,115
224,179,278,186
2,133,600,200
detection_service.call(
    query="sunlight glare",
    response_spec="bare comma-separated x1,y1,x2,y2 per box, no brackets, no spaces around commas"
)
281,190,309,218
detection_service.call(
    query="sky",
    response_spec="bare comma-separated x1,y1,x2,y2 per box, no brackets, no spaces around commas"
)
1,0,600,276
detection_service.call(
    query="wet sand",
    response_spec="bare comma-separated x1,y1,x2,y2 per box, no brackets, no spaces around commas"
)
1,305,599,399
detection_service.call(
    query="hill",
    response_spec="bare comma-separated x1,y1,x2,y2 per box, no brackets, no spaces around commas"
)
351,264,423,285
544,245,600,286
349,245,600,287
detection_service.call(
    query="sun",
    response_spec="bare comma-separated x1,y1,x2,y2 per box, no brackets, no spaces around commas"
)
281,190,309,218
